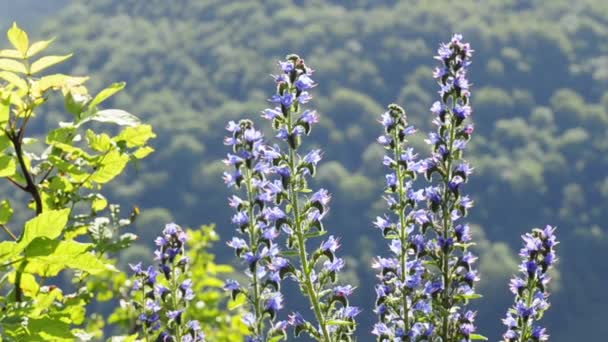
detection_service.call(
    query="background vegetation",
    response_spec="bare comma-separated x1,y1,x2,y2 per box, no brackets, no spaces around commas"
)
2,1,606,340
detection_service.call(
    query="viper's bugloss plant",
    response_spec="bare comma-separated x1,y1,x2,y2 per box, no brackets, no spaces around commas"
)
420,33,481,342
372,104,435,341
263,55,359,341
501,226,558,342
128,223,205,341
372,34,481,341
223,119,289,341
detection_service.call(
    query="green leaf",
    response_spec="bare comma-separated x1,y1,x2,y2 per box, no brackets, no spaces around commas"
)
0,95,9,125
91,194,108,212
227,292,247,310
86,130,113,152
7,23,28,56
26,317,74,341
0,155,16,177
79,109,140,127
26,38,55,58
25,239,108,276
89,82,125,109
0,200,13,224
29,54,72,74
116,124,156,147
36,74,88,93
0,49,22,58
133,146,154,159
0,58,27,73
0,71,27,91
19,208,70,247
90,150,129,184
326,319,354,326
0,132,9,151
470,334,488,340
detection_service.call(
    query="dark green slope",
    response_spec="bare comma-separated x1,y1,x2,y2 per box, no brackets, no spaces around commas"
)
12,0,607,339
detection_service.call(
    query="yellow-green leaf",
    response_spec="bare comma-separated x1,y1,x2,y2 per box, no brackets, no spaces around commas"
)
89,82,125,109
0,49,22,58
79,109,140,127
0,200,13,224
7,23,28,56
133,146,154,159
0,58,27,73
0,71,27,91
0,155,16,177
116,124,156,148
228,292,247,310
91,194,108,212
19,208,70,247
26,38,55,58
86,129,113,152
0,96,9,125
29,54,72,74
25,239,108,276
90,150,129,184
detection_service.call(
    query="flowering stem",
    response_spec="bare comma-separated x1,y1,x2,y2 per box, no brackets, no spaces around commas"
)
286,110,332,342
440,105,457,340
244,168,263,337
391,126,410,329
171,265,183,340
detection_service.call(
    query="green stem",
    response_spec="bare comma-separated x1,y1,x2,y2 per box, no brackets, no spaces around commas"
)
519,281,536,341
244,168,263,337
286,93,332,342
171,263,182,340
392,127,410,329
440,104,457,340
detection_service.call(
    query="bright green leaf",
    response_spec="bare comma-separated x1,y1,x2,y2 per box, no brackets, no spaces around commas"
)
0,200,13,224
86,129,113,152
80,109,140,127
91,194,108,212
0,155,16,177
0,58,27,73
133,146,154,159
29,54,72,74
0,71,27,91
117,124,156,148
0,49,22,58
19,208,70,247
89,82,125,109
90,150,129,184
25,239,108,276
228,292,247,310
7,23,28,56
470,334,488,340
26,38,55,58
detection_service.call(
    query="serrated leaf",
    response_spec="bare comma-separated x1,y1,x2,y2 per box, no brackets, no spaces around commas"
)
29,54,72,74
0,200,13,224
0,155,16,177
79,109,140,127
7,23,28,56
26,317,74,341
116,124,156,147
19,208,70,247
26,38,54,58
0,58,26,73
89,82,125,109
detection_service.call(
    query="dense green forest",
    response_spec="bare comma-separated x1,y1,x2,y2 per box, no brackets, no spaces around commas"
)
3,0,608,340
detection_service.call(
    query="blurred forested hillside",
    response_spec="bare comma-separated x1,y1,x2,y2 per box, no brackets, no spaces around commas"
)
4,0,608,340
